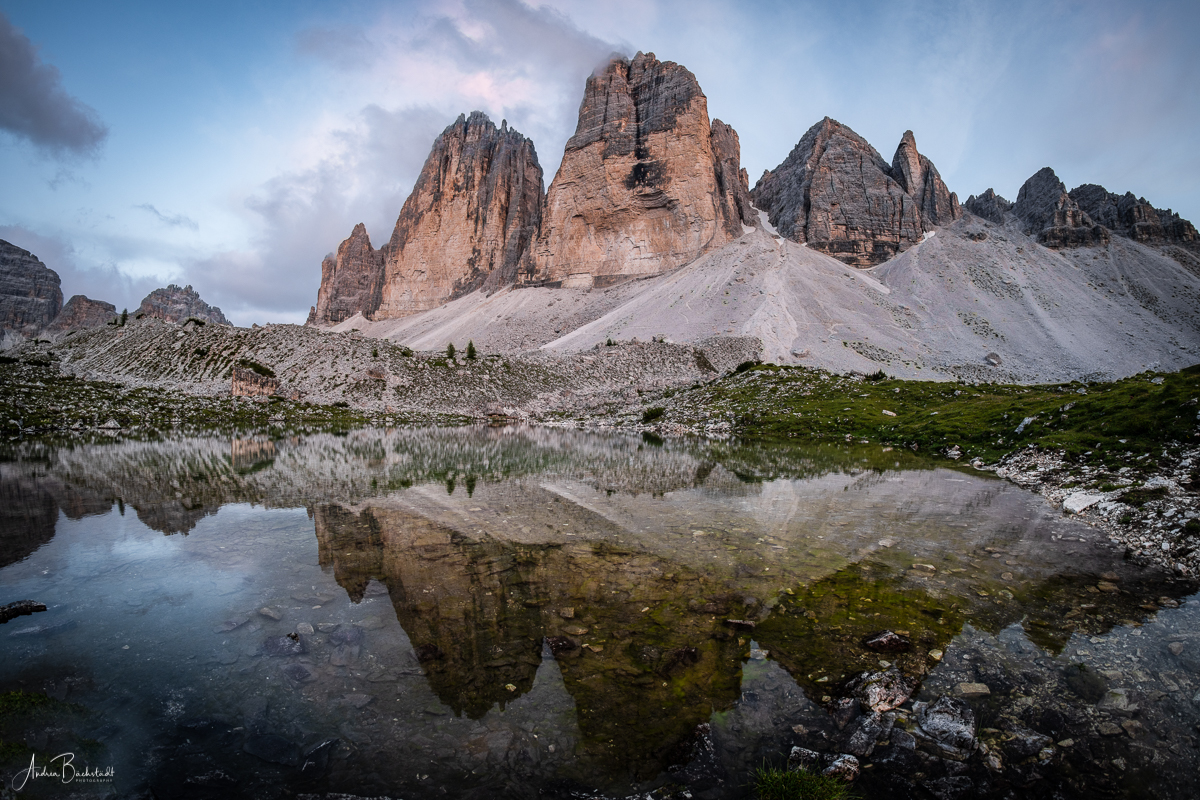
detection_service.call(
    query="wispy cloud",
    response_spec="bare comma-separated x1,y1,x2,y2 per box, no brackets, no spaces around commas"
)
135,203,199,231
0,11,107,157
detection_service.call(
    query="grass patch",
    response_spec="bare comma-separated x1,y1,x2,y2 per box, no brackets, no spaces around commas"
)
1118,485,1169,507
753,765,853,800
669,364,1200,470
642,406,665,424
235,358,275,378
0,691,68,717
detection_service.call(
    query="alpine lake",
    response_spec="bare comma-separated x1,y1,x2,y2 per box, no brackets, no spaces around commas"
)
2,426,1197,799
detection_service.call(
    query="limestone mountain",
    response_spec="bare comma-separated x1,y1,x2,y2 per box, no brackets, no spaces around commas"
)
963,189,1013,225
1011,167,1109,249
750,119,961,267
1069,183,1199,250
525,52,756,287
138,284,229,325
309,112,543,325
307,223,385,326
44,295,117,334
0,239,63,339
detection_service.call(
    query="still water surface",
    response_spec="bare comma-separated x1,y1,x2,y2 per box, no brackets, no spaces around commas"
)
1,427,1197,798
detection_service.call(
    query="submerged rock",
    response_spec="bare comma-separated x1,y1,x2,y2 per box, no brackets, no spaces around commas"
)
912,695,977,760
262,635,306,657
846,668,917,712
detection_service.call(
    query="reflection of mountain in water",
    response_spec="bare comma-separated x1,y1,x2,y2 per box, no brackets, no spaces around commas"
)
0,464,112,567
312,484,1193,781
0,426,934,538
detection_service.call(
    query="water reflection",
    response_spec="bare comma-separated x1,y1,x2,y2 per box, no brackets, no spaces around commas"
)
0,426,1195,798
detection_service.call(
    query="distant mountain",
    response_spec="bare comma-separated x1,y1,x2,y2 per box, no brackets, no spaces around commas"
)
0,239,63,341
138,284,229,326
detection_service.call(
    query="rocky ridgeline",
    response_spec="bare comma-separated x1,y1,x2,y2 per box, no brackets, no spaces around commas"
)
967,168,1200,257
751,119,962,267
138,283,229,325
28,315,760,419
0,239,63,341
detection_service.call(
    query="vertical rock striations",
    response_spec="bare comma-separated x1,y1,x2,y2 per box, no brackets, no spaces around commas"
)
890,131,961,228
44,295,117,334
751,120,961,268
964,189,1013,225
138,284,230,325
373,112,544,319
0,239,63,338
308,224,385,325
1068,184,1198,249
527,52,756,287
1012,168,1109,249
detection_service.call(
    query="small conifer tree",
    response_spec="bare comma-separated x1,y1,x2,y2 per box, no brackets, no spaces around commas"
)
446,341,456,359
120,308,128,326
466,340,477,360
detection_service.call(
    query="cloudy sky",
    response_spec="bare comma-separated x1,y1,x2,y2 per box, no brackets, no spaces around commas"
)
2,0,1197,325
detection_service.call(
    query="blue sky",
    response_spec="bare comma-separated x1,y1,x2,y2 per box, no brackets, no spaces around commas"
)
2,0,1197,325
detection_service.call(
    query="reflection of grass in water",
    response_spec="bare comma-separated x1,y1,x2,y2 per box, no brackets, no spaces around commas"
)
0,690,71,717
754,563,962,695
753,765,854,800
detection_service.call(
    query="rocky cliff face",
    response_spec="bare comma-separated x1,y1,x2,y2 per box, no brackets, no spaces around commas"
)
44,295,116,334
138,284,230,325
527,52,755,287
964,188,1013,225
369,112,544,319
890,130,961,227
307,224,384,326
1069,184,1198,249
0,239,63,338
1012,167,1109,249
751,119,961,267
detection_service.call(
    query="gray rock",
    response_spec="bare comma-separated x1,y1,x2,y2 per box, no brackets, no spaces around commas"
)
1096,688,1139,716
822,753,860,782
0,599,47,624
1064,663,1107,703
138,284,229,325
891,130,962,228
281,663,313,682
1070,183,1199,248
0,239,62,337
913,695,977,759
44,295,117,335
863,630,912,652
845,711,885,758
1001,724,1054,761
1012,167,1110,248
787,746,823,772
846,668,916,712
964,189,1012,225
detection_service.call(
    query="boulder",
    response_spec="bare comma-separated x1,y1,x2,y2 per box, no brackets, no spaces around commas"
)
845,668,916,712
528,52,754,286
0,239,62,337
912,695,977,759
1012,167,1110,248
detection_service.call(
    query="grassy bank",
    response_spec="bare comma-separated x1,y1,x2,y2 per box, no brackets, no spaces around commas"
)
657,363,1200,474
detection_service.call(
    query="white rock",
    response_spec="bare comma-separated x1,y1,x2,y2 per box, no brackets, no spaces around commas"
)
1063,492,1106,513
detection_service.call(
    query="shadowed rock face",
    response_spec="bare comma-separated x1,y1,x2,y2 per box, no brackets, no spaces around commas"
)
44,295,117,334
751,119,961,267
964,188,1013,225
527,52,755,287
138,284,229,325
0,239,63,337
369,112,544,319
307,224,384,326
1069,183,1199,249
1012,168,1110,249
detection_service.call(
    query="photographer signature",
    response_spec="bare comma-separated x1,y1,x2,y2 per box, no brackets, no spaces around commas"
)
11,752,114,791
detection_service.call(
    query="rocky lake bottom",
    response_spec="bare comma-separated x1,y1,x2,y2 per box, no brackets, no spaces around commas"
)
1,426,1198,799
